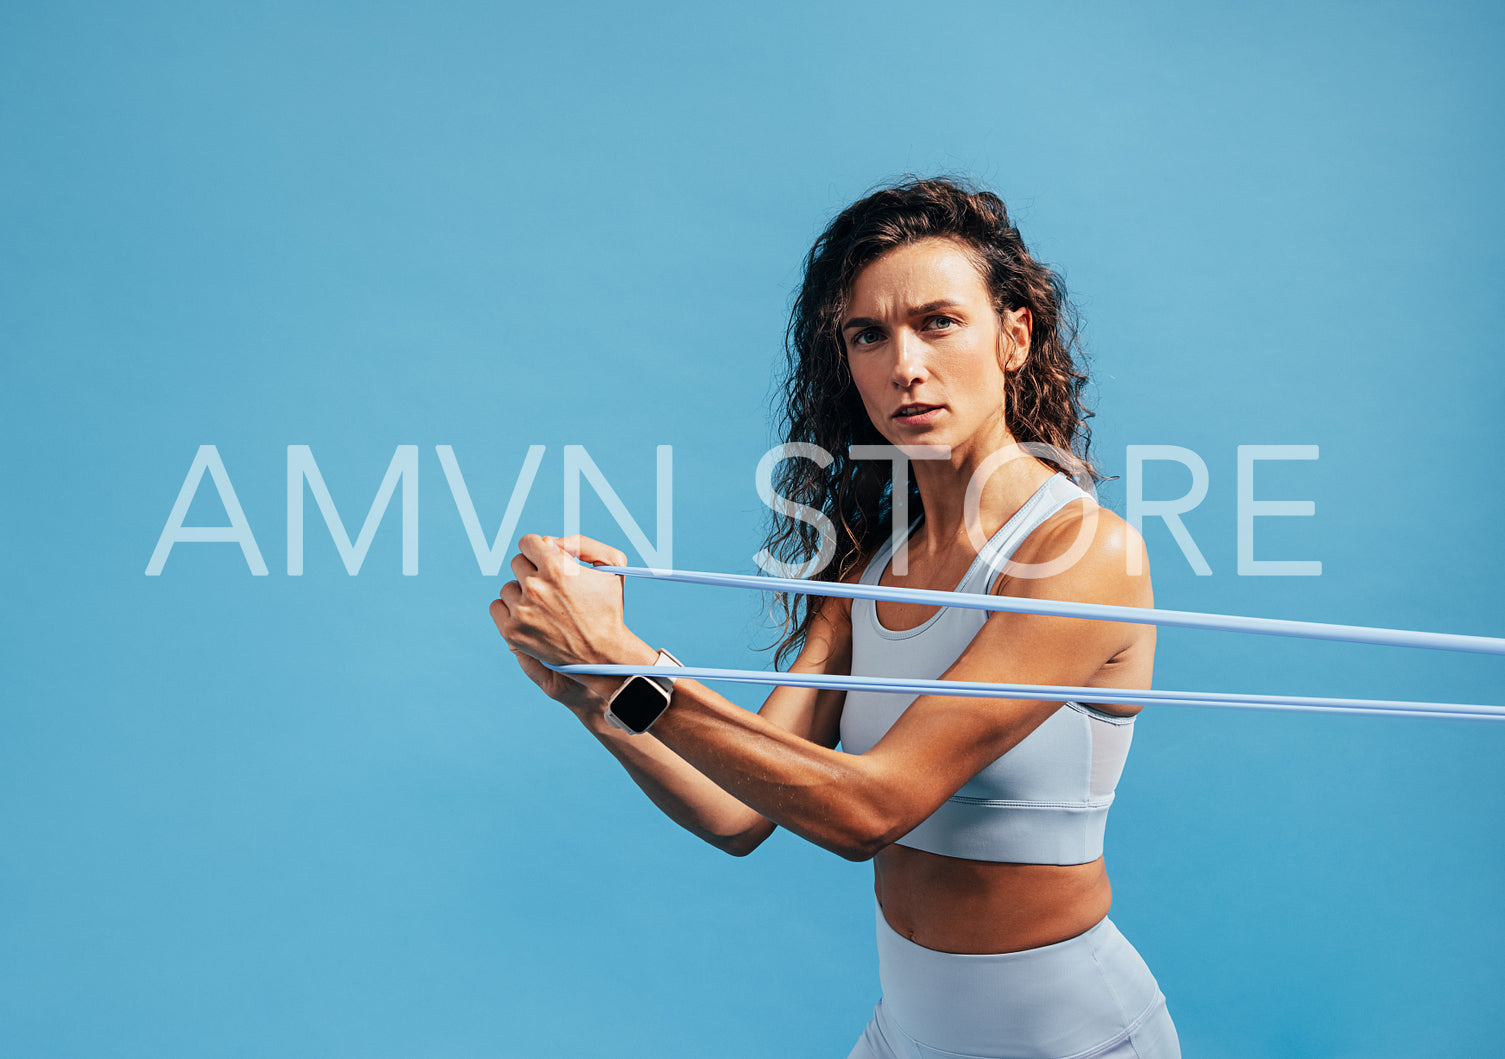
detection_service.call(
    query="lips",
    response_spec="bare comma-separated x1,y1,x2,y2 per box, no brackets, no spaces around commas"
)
893,404,943,425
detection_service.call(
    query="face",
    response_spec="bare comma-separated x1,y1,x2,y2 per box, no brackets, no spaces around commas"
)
841,237,1030,455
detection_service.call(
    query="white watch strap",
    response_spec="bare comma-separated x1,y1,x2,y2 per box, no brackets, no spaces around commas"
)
648,649,682,693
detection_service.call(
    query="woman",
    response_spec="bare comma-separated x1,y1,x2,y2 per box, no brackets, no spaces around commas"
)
491,178,1180,1058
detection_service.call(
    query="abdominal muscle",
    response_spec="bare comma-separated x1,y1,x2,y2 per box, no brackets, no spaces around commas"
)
873,844,1113,955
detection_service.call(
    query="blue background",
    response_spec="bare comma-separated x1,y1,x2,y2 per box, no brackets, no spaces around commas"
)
3,2,1503,1055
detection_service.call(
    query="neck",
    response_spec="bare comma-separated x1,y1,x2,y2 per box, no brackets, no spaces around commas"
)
907,429,1057,561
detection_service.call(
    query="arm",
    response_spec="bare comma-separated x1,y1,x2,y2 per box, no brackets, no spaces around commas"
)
647,506,1153,861
493,536,851,857
500,512,1151,862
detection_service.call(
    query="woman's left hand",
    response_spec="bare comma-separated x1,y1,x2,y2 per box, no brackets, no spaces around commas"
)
489,534,652,670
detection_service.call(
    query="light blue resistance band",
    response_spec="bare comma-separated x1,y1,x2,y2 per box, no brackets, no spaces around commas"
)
555,664,1505,723
597,565,1505,656
547,565,1505,723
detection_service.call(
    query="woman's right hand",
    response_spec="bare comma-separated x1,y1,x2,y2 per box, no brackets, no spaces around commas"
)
510,647,605,719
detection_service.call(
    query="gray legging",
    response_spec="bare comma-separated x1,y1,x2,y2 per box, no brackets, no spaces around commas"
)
848,903,1180,1059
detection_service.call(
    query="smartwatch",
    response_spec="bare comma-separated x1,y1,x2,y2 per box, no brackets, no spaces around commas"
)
604,649,683,734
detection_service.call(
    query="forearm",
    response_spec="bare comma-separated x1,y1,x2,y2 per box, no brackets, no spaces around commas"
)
574,703,776,855
648,679,892,861
492,535,861,855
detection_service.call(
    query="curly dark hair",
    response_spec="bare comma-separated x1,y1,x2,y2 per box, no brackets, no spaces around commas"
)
760,176,1101,666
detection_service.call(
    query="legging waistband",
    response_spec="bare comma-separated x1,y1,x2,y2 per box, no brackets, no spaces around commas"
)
875,901,1165,1057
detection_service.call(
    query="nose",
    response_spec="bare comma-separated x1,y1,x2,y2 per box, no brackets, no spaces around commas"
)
890,329,928,389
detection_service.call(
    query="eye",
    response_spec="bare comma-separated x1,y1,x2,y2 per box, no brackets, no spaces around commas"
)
924,315,958,331
851,327,884,347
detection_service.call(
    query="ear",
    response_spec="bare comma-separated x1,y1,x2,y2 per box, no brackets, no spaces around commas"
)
999,306,1032,371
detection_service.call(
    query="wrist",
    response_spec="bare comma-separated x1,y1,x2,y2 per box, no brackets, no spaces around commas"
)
577,634,660,702
602,647,684,735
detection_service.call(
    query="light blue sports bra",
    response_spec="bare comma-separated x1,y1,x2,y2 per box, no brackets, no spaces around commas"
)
838,473,1135,866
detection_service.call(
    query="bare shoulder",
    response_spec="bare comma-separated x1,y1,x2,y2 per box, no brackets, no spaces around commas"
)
817,542,878,625
1000,498,1153,607
782,555,865,675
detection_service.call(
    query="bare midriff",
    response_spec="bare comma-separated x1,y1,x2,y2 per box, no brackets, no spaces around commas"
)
873,843,1113,955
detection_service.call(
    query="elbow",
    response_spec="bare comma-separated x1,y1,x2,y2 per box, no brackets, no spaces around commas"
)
835,841,879,863
834,830,896,862
716,833,761,858
827,804,903,862
816,763,923,861
710,819,775,858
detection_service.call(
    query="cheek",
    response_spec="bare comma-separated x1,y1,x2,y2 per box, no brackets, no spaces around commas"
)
847,358,884,402
948,345,1007,390
846,363,896,432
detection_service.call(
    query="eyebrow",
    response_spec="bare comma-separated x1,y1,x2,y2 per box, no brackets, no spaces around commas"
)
841,300,964,332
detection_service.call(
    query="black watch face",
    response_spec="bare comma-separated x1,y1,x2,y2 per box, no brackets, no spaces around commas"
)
611,676,671,733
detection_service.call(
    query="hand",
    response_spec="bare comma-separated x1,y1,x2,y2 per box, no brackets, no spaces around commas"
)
489,534,656,672
509,647,604,717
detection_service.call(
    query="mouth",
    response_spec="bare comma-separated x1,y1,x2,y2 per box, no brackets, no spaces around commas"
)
893,404,943,425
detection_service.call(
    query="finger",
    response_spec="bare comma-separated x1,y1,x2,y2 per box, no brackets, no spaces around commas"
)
497,580,522,608
513,650,552,687
555,534,628,568
509,552,539,580
488,596,513,634
517,533,559,567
